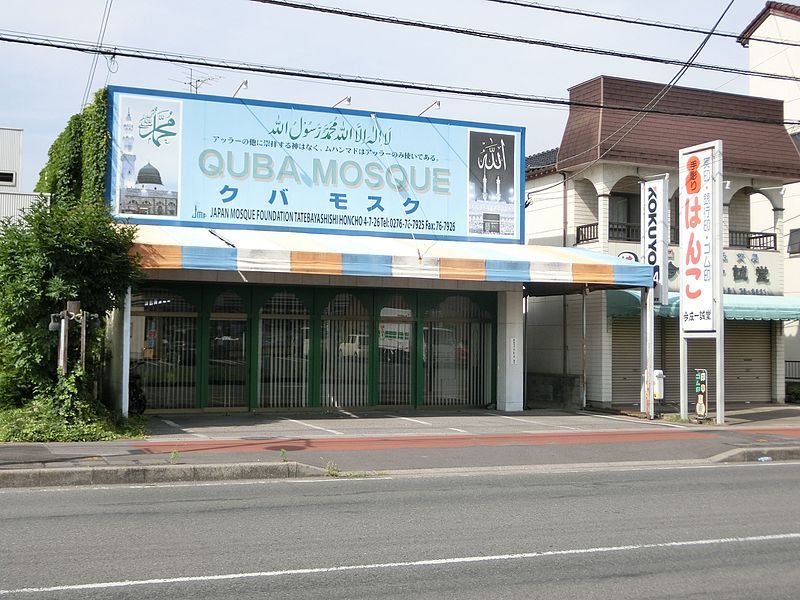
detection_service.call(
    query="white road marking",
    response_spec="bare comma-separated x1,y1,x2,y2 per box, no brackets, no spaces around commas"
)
3,533,798,595
337,410,360,419
159,419,208,438
389,415,432,426
449,428,468,433
585,413,688,428
498,415,578,430
280,418,343,435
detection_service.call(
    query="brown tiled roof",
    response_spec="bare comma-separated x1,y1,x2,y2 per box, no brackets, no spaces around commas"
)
738,2,800,46
525,148,558,177
556,75,800,181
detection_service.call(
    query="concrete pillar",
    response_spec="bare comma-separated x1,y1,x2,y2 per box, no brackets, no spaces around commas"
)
598,193,610,251
774,207,785,255
773,320,786,404
497,290,524,412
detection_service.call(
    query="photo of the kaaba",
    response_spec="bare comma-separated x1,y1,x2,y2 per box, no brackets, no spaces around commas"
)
467,131,517,237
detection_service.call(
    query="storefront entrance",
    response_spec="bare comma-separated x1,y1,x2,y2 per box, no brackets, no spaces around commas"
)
129,285,495,411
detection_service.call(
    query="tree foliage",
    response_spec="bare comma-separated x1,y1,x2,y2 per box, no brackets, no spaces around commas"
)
0,88,141,409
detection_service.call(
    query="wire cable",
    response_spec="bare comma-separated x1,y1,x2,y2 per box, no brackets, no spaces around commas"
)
249,0,800,83
80,0,114,110
486,0,800,49
3,30,800,128
528,0,735,197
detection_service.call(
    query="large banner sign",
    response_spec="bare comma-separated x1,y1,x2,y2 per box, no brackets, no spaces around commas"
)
108,87,525,243
641,175,668,304
679,142,721,332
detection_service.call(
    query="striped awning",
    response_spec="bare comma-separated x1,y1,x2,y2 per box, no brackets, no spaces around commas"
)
131,225,653,289
608,289,800,321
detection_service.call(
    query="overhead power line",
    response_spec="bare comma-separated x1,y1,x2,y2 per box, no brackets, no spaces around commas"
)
2,29,799,127
529,0,735,197
249,0,800,83
80,0,114,110
486,0,800,50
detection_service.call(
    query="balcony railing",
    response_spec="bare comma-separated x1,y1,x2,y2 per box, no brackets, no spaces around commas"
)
576,223,598,244
787,361,800,381
574,223,776,250
729,231,777,250
609,221,640,241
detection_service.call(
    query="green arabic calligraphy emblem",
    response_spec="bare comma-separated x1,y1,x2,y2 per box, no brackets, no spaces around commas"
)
138,107,177,147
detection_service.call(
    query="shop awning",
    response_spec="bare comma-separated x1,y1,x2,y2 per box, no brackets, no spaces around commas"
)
607,289,800,321
131,225,653,291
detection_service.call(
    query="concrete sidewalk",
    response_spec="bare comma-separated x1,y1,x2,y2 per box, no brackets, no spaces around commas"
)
2,405,800,487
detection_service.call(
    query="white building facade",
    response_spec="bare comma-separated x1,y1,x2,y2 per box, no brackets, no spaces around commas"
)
526,76,800,409
0,127,43,219
739,2,800,384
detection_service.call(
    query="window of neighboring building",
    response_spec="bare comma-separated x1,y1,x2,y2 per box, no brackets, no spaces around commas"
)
791,132,800,153
788,228,800,255
483,213,500,233
0,171,15,186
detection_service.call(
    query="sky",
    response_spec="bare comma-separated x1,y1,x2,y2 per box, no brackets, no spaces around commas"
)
0,0,775,191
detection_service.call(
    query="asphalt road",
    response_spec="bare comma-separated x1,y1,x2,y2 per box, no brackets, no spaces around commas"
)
2,463,800,599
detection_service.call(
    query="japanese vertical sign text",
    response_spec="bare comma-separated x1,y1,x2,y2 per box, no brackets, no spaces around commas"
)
679,144,719,332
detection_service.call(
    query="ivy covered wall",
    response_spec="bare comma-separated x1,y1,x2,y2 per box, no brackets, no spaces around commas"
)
35,88,109,204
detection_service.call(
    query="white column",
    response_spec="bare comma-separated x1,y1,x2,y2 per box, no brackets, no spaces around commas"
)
773,321,786,404
598,193,610,251
496,290,524,412
121,287,132,417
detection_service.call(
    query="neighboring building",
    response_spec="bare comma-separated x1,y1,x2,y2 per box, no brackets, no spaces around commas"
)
739,1,800,380
525,75,800,408
0,127,44,219
105,86,653,415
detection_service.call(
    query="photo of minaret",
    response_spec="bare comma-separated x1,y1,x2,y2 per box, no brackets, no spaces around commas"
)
116,98,181,217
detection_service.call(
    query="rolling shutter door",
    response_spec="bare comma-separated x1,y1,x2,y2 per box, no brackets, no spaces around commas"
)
725,322,771,403
611,317,664,406
661,319,771,407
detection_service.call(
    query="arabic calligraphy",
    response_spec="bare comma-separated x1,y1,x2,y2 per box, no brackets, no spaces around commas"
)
138,107,177,147
267,116,392,145
477,138,507,171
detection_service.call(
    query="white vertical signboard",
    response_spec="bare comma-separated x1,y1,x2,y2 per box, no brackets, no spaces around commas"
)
679,149,716,332
678,141,724,424
641,175,669,304
639,175,668,417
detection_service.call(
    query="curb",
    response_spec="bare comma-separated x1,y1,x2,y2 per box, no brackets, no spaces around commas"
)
0,461,324,489
709,446,800,463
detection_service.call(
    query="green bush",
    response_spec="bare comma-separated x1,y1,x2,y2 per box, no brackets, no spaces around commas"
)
0,86,141,411
0,87,142,441
0,370,146,442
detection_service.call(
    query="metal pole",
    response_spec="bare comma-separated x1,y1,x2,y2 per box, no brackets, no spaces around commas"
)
640,288,647,413
562,173,569,379
714,145,726,425
121,288,132,417
58,310,69,376
645,286,655,419
680,336,688,420
80,311,87,372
